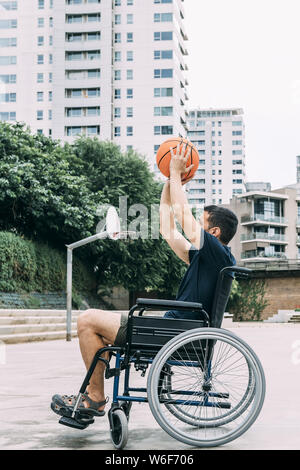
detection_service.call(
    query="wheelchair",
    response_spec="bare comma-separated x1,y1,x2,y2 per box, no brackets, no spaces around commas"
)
57,266,266,449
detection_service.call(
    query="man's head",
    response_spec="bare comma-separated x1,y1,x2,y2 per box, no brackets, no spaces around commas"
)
200,205,238,245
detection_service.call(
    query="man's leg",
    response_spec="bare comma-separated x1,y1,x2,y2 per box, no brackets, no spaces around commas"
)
77,309,122,411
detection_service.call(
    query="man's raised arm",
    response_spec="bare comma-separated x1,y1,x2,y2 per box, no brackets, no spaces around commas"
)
159,180,192,265
169,144,203,249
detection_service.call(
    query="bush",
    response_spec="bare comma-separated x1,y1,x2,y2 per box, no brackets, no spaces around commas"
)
227,278,269,321
0,231,96,294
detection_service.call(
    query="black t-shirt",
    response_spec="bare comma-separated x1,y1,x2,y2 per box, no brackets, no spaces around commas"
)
164,230,236,320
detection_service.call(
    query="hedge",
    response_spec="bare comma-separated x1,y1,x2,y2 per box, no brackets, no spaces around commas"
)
0,231,96,294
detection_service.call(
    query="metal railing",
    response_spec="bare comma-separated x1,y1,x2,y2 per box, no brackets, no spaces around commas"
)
241,214,287,224
241,250,287,260
241,233,286,242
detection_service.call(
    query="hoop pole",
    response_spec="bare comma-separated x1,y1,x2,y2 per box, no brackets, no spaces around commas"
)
66,247,73,341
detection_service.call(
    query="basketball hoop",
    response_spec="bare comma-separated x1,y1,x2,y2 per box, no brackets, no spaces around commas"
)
65,206,136,340
106,207,135,241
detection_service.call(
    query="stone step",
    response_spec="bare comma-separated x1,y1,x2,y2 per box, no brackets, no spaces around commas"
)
288,317,300,323
0,316,74,325
0,322,77,335
0,330,78,344
0,309,84,317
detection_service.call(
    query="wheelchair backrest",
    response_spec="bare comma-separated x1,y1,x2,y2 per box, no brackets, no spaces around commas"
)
210,267,233,328
210,265,252,328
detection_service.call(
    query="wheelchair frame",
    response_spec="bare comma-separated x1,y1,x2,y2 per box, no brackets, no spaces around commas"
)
57,266,266,449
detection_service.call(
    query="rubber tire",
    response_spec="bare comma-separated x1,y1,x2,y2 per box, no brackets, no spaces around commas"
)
147,327,266,448
110,409,129,450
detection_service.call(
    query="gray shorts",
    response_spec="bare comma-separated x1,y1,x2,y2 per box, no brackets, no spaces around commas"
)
114,312,129,346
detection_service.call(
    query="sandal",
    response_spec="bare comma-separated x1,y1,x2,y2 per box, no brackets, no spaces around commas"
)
51,393,109,418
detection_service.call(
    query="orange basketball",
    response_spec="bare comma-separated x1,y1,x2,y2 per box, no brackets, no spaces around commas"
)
156,137,199,182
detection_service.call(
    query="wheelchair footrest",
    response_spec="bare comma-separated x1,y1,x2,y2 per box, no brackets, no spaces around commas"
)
59,415,94,430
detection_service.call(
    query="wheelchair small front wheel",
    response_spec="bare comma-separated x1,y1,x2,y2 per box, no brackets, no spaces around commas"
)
147,327,265,448
109,408,129,450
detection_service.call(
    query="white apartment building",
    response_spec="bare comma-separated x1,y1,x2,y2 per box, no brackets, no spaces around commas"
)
0,0,54,133
185,108,246,208
0,0,189,168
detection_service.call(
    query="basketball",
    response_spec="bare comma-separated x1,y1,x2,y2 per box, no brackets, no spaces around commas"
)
156,137,199,182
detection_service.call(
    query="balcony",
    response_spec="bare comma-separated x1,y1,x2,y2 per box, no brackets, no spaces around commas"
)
241,232,287,244
241,213,287,226
241,250,287,260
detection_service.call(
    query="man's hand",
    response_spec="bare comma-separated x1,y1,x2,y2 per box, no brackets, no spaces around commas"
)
169,143,194,180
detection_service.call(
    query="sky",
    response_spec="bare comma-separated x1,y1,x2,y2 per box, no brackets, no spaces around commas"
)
184,0,300,189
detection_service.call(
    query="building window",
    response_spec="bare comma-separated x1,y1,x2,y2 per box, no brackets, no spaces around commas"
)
0,37,17,47
38,0,44,9
127,32,133,42
232,140,243,145
114,107,121,118
37,36,44,46
154,31,173,41
37,110,43,120
154,125,173,135
127,14,133,24
48,110,52,120
114,51,121,62
154,106,173,116
127,88,133,99
0,55,16,65
0,1,18,10
127,51,133,61
0,19,17,28
154,50,173,59
0,92,16,102
154,13,173,22
115,14,121,24
114,32,121,43
127,126,133,136
126,69,133,80
114,70,121,80
0,111,16,121
154,68,173,78
154,87,173,97
49,72,52,83
114,126,121,137
37,54,44,64
66,126,82,136
37,91,44,102
126,107,133,117
114,89,121,99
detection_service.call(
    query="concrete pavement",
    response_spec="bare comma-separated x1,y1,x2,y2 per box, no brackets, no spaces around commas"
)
1,319,300,450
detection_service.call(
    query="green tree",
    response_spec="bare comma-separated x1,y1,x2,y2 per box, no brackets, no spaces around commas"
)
227,278,269,321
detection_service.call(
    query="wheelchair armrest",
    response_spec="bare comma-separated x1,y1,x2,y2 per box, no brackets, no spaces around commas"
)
136,298,203,311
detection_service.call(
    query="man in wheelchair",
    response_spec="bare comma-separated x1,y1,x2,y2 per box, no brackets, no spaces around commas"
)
51,144,238,422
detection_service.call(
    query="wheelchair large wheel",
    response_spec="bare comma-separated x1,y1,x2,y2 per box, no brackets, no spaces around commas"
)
147,328,265,448
161,359,255,428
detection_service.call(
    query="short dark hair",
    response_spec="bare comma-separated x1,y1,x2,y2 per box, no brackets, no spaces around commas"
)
204,205,238,245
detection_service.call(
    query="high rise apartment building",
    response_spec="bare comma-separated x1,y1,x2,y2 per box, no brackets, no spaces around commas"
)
0,0,189,168
185,108,246,207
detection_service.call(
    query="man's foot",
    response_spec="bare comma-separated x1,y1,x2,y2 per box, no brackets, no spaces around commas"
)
51,393,108,418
